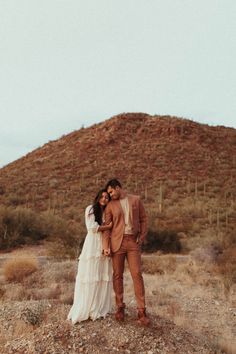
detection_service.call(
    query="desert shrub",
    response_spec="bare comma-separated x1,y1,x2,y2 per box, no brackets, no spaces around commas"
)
216,248,236,293
0,207,83,255
30,287,61,301
6,193,25,206
169,192,180,204
213,228,236,293
180,200,205,219
41,261,76,284
20,306,43,325
44,213,85,259
0,206,48,249
64,207,82,222
53,261,76,283
0,185,5,195
191,223,202,234
59,283,74,304
0,283,29,301
3,257,39,282
142,229,182,253
0,286,5,298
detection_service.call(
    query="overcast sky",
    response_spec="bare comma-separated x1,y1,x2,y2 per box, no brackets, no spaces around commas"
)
1,0,236,167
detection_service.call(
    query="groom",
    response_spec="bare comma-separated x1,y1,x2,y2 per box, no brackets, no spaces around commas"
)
102,179,150,326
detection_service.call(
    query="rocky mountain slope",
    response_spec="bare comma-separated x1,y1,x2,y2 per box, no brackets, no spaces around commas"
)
0,113,236,249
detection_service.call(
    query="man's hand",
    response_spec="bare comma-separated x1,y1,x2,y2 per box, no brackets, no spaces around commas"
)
136,238,144,246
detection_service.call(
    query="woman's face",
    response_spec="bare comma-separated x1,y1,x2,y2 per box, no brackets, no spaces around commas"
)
99,192,109,207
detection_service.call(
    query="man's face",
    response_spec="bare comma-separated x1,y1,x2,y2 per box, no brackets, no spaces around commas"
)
107,186,121,200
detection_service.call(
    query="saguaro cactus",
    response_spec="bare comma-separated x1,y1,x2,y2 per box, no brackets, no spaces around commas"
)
208,209,212,225
216,208,220,231
135,178,138,192
186,179,191,194
144,185,148,200
195,179,198,198
158,183,163,213
225,211,229,228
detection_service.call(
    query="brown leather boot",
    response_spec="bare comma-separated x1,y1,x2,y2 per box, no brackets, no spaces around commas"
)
115,306,125,322
137,309,150,326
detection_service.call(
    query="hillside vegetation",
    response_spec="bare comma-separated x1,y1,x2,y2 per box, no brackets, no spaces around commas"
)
0,113,235,257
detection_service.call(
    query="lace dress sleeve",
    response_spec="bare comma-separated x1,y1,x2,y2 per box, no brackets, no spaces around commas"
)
85,205,100,233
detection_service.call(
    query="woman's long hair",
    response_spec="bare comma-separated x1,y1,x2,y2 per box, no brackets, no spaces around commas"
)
89,189,109,225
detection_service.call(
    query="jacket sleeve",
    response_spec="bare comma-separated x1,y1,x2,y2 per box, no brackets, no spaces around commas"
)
85,206,100,233
102,204,112,250
139,198,148,242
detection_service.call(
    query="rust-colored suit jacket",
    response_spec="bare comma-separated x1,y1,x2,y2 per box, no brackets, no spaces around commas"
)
102,194,147,253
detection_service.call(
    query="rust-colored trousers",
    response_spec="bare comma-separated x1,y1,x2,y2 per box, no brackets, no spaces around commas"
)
111,234,145,310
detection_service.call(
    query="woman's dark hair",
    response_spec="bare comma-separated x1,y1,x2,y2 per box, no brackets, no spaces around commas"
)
105,178,122,190
89,189,109,225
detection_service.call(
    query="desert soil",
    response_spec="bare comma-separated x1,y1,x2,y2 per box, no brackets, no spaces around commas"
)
0,245,235,353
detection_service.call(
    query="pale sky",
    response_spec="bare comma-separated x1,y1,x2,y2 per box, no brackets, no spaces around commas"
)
1,0,236,167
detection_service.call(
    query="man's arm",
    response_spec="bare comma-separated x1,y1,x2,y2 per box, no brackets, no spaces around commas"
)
138,198,148,244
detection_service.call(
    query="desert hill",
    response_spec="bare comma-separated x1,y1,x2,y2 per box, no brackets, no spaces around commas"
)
0,113,236,251
0,113,235,353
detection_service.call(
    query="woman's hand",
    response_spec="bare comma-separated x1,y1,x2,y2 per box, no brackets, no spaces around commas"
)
98,221,113,232
106,221,113,230
103,248,111,256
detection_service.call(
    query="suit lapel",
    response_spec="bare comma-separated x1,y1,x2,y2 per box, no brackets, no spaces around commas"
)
127,194,133,223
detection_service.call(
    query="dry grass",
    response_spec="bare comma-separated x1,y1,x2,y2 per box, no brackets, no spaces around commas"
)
3,257,39,282
141,254,177,274
2,283,30,301
1,260,76,304
0,250,235,352
215,247,236,296
213,338,236,354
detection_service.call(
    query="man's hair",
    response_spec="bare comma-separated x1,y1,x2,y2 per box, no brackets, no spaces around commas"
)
105,178,122,190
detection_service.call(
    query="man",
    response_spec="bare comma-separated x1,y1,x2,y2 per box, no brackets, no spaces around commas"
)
103,179,150,326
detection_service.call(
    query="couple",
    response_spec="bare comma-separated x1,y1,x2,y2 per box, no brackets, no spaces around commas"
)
67,179,150,326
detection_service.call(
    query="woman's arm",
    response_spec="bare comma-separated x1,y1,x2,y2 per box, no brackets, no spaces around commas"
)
85,206,100,233
98,222,112,232
85,206,112,233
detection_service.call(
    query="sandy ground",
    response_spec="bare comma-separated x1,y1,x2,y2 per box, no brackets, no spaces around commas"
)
0,245,235,353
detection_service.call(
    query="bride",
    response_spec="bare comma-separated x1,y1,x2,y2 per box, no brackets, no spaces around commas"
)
67,189,113,324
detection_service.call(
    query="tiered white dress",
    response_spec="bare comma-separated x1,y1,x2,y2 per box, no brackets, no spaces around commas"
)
67,205,112,324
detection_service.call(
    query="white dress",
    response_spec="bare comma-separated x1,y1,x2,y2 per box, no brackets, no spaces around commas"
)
67,205,112,324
